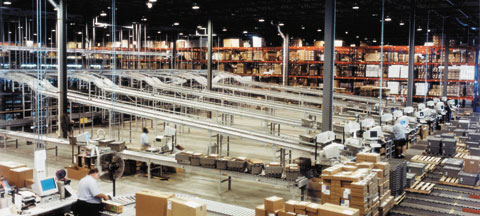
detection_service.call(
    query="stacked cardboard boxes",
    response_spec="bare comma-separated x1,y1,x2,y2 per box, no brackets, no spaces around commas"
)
136,190,206,216
320,153,393,216
255,197,360,216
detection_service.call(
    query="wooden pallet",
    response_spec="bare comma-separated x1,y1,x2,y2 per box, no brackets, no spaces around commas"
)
454,152,470,159
405,181,435,194
456,147,469,154
410,155,442,165
415,172,426,181
394,192,406,206
424,164,436,173
438,176,480,189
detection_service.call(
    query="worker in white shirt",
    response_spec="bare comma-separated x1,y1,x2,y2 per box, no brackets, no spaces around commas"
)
141,127,150,151
393,122,408,158
76,168,110,216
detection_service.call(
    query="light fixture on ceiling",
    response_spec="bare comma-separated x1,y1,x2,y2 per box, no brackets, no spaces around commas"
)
222,27,227,32
258,18,265,23
372,39,377,43
179,32,184,36
301,25,305,30
149,0,157,2
345,31,349,34
33,33,37,36
100,11,107,17
399,20,405,26
106,33,110,37
278,22,284,26
157,31,161,34
52,29,56,32
147,2,152,8
141,16,147,22
385,16,392,22
243,30,248,34
428,29,431,32
3,0,11,5
372,13,378,17
192,2,200,10
356,35,360,39
77,32,82,35
417,26,423,31
317,28,322,32
352,3,359,10
173,22,180,26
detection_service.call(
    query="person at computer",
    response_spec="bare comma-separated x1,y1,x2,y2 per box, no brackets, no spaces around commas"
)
393,121,408,158
141,127,150,151
76,168,110,216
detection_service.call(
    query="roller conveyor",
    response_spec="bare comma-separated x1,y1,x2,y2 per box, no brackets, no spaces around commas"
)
1,73,318,153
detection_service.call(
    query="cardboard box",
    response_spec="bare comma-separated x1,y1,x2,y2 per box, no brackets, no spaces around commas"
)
306,203,321,213
278,211,295,216
318,203,360,216
66,165,90,180
264,196,284,213
136,190,175,216
8,167,33,187
223,38,242,48
169,197,207,216
464,156,480,174
25,178,34,188
255,205,266,216
104,200,124,213
284,200,297,212
295,201,310,210
0,161,26,177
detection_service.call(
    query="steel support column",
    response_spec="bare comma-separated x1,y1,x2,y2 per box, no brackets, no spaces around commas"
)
207,19,213,91
474,43,479,112
322,0,336,131
407,0,416,106
172,35,177,69
282,34,289,86
57,0,68,138
443,32,449,97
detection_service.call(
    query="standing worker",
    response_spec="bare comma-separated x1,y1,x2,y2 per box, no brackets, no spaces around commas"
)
393,121,408,158
76,168,110,216
141,127,150,151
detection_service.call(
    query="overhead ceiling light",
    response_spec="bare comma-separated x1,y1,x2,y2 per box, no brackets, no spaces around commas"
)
258,18,265,23
3,1,11,5
53,7,57,11
317,28,322,32
179,32,183,36
243,30,248,34
77,32,82,35
146,2,152,8
141,17,147,22
147,36,150,39
385,16,392,22
157,31,161,34
222,27,227,32
417,26,423,31
352,3,359,10
148,0,157,2
301,25,305,30
399,20,405,26
100,11,107,17
192,3,200,10
69,22,76,26
372,39,377,43
173,22,180,26
356,35,359,39
106,33,110,37
428,29,431,32
372,13,378,17
345,31,349,34
197,25,202,29
51,29,56,32
33,33,37,36
8,31,11,34
278,22,284,26
364,37,368,40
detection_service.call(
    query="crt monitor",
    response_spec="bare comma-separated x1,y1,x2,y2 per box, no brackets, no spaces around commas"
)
38,177,57,196
419,111,424,117
370,130,378,139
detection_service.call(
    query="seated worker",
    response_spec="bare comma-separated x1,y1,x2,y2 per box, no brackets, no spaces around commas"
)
76,168,110,216
393,122,408,158
141,127,150,151
0,177,11,193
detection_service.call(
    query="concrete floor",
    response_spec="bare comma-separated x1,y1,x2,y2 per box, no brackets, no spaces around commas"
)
0,117,310,210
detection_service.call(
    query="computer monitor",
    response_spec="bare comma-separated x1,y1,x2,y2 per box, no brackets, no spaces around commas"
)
420,111,424,117
370,130,378,139
37,177,58,197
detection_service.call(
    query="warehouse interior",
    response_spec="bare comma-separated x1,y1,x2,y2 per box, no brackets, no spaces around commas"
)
0,0,479,215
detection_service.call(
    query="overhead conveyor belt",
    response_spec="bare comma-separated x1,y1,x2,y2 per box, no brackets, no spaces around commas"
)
68,72,304,128
0,45,168,57
0,129,70,147
1,74,317,154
